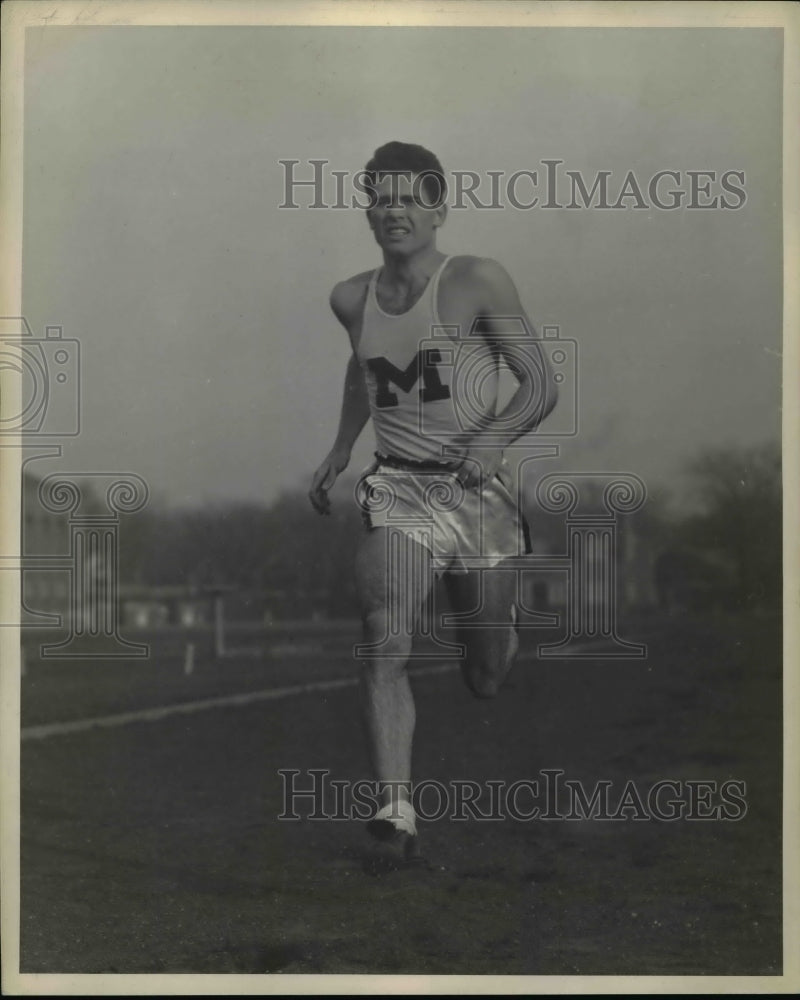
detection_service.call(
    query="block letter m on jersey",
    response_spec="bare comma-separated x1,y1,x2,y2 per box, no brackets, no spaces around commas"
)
366,350,451,408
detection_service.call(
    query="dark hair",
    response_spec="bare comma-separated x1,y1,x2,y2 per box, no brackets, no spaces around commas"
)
363,141,447,208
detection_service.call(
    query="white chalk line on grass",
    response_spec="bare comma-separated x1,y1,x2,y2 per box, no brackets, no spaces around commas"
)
20,638,650,742
20,661,459,742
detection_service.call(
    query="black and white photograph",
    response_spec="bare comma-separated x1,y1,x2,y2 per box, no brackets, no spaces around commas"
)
1,1,797,993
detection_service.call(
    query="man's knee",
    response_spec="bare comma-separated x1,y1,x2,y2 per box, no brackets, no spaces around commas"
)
461,617,518,700
463,666,501,700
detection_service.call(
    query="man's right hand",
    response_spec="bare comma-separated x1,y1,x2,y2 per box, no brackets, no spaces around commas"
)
309,448,351,515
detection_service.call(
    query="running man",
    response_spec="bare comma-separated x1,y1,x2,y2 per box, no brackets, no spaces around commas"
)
309,142,559,866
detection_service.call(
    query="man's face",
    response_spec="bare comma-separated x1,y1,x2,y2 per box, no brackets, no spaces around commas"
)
367,172,446,254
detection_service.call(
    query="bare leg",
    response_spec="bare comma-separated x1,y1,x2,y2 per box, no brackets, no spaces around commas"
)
355,527,434,813
444,560,519,699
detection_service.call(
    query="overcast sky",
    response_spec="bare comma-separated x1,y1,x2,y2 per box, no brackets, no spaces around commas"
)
21,26,782,510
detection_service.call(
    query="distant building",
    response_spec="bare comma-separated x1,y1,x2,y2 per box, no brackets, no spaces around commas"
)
517,502,659,620
21,469,116,630
21,470,72,627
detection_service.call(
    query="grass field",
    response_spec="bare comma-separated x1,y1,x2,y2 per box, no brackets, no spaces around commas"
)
19,612,782,976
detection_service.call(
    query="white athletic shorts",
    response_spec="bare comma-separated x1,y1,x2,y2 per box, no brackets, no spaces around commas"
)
356,453,531,575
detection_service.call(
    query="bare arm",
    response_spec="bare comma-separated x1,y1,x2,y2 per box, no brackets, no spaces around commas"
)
308,283,371,514
333,352,370,454
453,258,559,488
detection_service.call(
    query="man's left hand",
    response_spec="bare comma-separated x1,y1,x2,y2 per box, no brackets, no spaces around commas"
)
453,444,505,491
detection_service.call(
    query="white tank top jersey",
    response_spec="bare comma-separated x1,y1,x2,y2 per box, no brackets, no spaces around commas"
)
357,256,500,463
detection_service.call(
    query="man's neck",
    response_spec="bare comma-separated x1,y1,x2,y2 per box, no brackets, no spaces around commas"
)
380,245,444,286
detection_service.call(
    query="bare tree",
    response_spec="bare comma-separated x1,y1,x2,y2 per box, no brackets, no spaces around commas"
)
674,441,781,612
